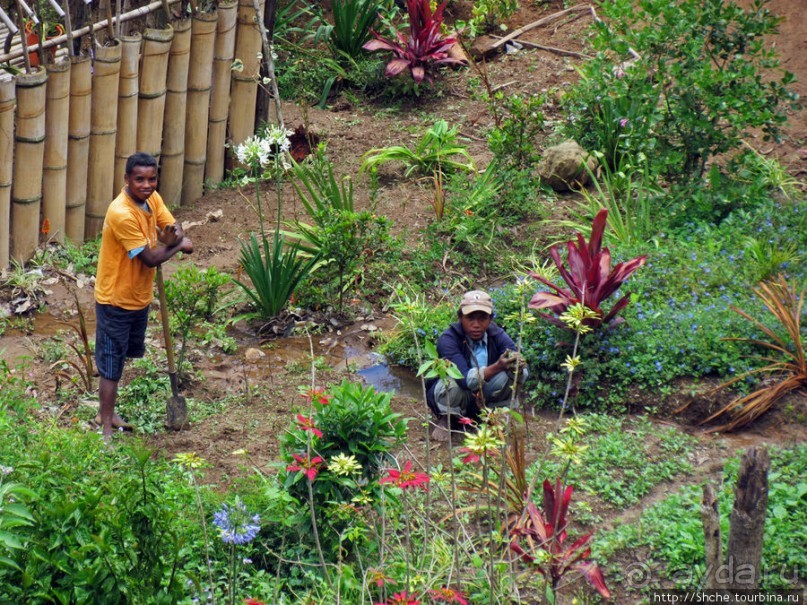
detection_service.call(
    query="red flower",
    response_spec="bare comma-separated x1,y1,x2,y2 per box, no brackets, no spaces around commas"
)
302,387,331,406
379,460,430,490
244,599,266,605
458,417,474,425
41,218,51,236
296,414,323,438
386,591,420,605
459,447,480,464
287,454,324,481
429,587,468,605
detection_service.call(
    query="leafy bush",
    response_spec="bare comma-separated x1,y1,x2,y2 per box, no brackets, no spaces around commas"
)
562,0,798,181
487,93,546,172
325,0,380,60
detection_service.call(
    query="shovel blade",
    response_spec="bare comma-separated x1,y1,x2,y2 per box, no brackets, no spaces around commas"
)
166,395,189,431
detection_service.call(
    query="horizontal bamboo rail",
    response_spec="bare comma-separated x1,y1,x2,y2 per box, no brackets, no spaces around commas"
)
0,0,181,64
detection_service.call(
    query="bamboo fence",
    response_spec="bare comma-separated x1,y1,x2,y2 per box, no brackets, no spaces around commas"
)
42,58,71,244
160,18,191,207
136,25,173,161
0,80,14,269
206,0,237,185
65,55,91,244
0,0,276,266
182,9,217,206
229,0,265,148
10,68,47,263
85,40,122,239
114,34,143,195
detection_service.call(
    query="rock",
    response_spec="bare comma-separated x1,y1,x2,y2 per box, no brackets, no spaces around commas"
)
470,35,499,60
244,347,265,362
360,324,378,332
537,140,597,192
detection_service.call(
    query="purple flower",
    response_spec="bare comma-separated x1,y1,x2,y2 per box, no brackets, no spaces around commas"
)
213,499,260,545
619,118,629,128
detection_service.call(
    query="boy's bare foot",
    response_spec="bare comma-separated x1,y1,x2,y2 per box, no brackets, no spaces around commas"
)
95,413,134,430
431,416,451,442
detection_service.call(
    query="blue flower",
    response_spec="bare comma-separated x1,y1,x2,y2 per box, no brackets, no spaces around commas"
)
213,499,260,545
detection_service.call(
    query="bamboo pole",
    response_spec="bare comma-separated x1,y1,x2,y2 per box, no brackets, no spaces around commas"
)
0,80,15,269
181,8,217,206
113,33,142,194
85,40,122,239
11,67,47,263
159,17,191,207
205,0,237,185
42,58,71,244
229,0,265,147
65,54,91,243
136,25,173,161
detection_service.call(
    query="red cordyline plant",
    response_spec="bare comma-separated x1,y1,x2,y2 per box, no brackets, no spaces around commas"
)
510,479,610,600
362,0,465,83
529,208,647,330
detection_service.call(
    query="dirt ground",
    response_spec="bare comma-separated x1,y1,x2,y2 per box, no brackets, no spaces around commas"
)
1,0,805,584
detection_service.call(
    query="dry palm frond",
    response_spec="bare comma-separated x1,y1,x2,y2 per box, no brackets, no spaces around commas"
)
702,275,806,433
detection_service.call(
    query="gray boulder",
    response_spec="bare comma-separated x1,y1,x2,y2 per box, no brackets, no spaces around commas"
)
537,141,597,191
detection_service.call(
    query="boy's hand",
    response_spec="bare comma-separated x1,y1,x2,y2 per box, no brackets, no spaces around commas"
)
500,350,526,369
157,224,183,247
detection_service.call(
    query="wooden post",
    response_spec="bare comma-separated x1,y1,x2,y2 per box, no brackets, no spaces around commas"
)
159,17,191,207
65,55,92,244
0,80,15,269
85,40,122,239
11,67,47,263
113,33,142,194
701,484,722,590
181,8,217,206
726,447,770,590
42,58,71,244
205,0,237,185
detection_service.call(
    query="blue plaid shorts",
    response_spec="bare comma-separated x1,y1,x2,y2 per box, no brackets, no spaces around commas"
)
95,303,150,381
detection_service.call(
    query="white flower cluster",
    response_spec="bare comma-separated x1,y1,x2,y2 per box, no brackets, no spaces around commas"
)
234,125,293,171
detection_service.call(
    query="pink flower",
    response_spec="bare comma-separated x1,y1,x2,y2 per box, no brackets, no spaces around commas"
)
368,567,395,588
459,447,480,464
287,454,324,481
458,417,474,426
619,118,629,128
385,592,420,605
429,587,469,605
379,460,430,490
244,599,266,605
296,414,323,438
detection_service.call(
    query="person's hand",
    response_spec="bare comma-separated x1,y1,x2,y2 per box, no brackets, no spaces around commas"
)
499,350,526,370
157,223,183,247
179,236,193,254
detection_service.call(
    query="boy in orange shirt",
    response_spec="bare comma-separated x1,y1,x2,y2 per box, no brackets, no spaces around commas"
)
94,152,193,441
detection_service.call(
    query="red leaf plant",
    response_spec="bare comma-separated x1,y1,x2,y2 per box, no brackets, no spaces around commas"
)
529,208,647,330
510,479,610,599
362,0,465,83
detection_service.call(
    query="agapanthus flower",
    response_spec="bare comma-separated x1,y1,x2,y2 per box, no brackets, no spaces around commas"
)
296,414,323,438
329,453,363,476
429,587,469,605
287,453,324,481
234,135,275,169
379,460,430,490
212,498,260,545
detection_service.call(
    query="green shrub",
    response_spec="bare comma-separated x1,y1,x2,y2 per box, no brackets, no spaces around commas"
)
487,93,546,172
562,0,798,182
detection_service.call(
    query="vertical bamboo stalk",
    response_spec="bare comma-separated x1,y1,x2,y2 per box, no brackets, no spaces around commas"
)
65,55,92,244
136,25,173,160
181,9,217,206
114,33,142,194
11,68,48,263
229,0,265,147
42,58,71,244
85,40,122,239
0,80,15,269
205,0,237,185
159,17,191,207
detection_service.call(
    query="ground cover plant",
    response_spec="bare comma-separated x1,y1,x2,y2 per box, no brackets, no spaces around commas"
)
0,0,805,601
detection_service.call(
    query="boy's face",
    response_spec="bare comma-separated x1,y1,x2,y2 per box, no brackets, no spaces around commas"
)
124,165,158,202
460,311,491,341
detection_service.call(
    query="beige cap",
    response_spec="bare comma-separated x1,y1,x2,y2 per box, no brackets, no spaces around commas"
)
460,290,493,315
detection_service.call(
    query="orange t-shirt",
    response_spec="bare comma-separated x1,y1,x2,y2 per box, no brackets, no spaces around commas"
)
94,189,175,310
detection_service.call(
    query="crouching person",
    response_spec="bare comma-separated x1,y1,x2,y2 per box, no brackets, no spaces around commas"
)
425,290,528,442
